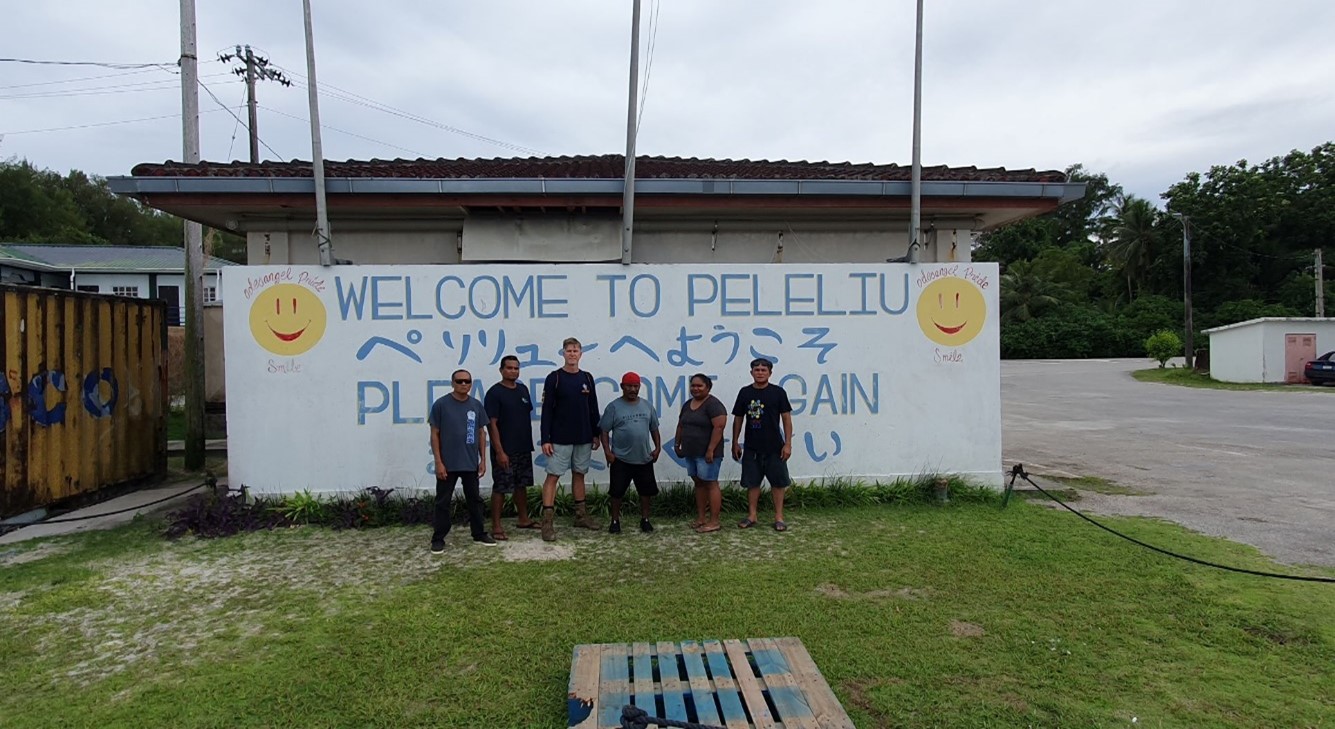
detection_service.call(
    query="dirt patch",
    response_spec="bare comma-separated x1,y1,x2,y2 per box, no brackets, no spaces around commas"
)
949,619,985,638
501,541,574,562
841,677,903,727
817,584,927,601
0,542,72,567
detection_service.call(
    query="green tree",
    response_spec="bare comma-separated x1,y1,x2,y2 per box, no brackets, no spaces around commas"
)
1104,195,1163,300
999,260,1069,323
1144,330,1182,368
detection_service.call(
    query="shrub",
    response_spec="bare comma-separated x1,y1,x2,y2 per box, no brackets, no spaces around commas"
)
1145,330,1183,368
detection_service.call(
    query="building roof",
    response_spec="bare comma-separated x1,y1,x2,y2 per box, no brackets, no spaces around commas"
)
0,243,236,273
129,154,1068,183
1204,317,1335,334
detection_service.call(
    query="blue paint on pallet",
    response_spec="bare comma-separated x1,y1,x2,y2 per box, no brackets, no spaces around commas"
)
703,643,747,725
598,645,630,729
679,642,722,726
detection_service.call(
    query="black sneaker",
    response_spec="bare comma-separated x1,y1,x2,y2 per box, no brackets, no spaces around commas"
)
640,519,654,533
474,534,498,546
430,540,445,554
608,520,622,534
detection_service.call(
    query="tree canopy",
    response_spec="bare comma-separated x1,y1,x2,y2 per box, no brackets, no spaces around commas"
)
979,144,1334,358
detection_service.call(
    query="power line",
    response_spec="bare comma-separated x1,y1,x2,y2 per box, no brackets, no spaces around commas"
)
0,107,228,135
0,57,173,70
272,63,546,156
199,81,283,160
0,75,235,101
0,67,162,90
264,105,433,158
636,0,662,137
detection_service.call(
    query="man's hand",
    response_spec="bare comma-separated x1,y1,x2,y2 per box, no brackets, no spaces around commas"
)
497,452,511,471
606,451,617,465
780,443,792,462
704,448,715,464
478,461,487,478
731,443,742,462
542,443,554,458
650,447,660,463
591,438,601,451
435,460,447,479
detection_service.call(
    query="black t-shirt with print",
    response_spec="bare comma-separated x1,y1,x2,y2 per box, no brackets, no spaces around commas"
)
731,384,792,454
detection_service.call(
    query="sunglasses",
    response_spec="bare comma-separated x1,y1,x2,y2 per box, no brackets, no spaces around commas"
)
454,378,472,384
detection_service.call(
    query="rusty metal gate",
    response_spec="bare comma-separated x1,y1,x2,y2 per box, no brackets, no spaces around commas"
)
1,285,167,517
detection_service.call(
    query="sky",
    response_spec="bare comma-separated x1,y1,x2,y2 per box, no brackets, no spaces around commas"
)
3,0,1334,202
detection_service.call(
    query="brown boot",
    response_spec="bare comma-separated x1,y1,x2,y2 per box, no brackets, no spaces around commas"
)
572,501,601,530
541,507,556,542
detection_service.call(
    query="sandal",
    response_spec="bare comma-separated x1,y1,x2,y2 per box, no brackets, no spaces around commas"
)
492,529,510,541
695,523,721,533
688,520,706,529
514,521,540,530
773,520,788,532
737,518,757,529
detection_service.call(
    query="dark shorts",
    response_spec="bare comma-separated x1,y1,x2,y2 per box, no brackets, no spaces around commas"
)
609,460,659,499
490,451,534,495
740,449,791,489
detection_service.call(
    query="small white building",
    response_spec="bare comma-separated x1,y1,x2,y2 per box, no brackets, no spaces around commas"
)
1204,317,1335,383
0,243,235,325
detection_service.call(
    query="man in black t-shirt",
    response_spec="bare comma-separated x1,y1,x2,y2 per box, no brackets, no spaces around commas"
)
731,357,794,532
484,355,537,540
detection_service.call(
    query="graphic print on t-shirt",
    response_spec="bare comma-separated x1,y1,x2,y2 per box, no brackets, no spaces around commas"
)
466,410,477,445
747,399,765,429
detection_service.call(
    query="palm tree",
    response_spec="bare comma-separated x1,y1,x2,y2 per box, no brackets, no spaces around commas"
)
1105,195,1161,300
1000,260,1068,323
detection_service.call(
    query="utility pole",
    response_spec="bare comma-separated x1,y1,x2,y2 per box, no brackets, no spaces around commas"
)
908,0,924,264
620,0,642,266
179,0,205,469
302,0,334,266
1317,248,1326,317
1173,212,1193,370
219,46,291,164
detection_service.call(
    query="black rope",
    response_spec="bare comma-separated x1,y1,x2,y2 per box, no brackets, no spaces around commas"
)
620,705,725,729
1,478,213,531
1006,464,1335,584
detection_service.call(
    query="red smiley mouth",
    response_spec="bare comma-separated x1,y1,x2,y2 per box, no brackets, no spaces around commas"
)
934,321,966,335
267,321,311,342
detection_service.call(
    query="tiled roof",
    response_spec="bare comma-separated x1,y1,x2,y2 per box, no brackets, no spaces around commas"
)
130,155,1067,183
0,244,236,272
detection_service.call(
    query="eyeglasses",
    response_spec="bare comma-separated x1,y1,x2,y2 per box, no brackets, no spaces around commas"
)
454,378,472,384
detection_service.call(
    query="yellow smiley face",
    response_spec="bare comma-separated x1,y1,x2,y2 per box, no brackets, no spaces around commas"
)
248,284,327,356
917,277,986,346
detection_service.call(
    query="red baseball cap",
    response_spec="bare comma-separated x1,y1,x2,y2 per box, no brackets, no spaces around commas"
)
621,372,641,385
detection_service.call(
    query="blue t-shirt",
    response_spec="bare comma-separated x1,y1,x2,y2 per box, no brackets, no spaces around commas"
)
598,397,659,464
429,394,488,472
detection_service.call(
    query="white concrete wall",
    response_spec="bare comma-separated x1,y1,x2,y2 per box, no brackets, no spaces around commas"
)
222,262,1003,494
246,220,975,265
1209,325,1264,382
1260,322,1335,382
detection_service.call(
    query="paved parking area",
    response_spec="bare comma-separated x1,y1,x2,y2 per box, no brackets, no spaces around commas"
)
1003,359,1335,567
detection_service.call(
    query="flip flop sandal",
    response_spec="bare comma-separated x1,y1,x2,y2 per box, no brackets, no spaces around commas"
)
773,520,788,532
737,518,757,529
514,521,540,530
695,524,722,533
493,531,510,541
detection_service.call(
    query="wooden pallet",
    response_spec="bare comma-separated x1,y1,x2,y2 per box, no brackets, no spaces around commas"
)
568,637,853,729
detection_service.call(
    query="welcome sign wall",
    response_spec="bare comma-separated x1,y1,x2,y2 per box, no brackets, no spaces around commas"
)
223,263,1001,494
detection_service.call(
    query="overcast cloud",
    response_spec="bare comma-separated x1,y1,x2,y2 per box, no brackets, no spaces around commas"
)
3,0,1333,202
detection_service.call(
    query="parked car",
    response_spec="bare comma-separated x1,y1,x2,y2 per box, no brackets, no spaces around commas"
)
1305,351,1335,385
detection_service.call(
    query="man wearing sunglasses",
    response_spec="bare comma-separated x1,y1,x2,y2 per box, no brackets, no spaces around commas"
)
429,369,497,553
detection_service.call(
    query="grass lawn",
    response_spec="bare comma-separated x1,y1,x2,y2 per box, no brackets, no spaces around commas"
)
1,501,1332,728
1132,367,1333,392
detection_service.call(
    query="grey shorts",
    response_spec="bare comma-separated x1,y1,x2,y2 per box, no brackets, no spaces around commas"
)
546,443,593,476
740,449,791,489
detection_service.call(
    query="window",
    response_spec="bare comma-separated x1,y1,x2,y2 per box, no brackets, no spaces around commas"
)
112,286,139,297
76,285,100,293
203,287,218,303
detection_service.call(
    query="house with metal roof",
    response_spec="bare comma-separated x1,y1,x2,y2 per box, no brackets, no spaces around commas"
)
108,155,1085,266
0,243,236,325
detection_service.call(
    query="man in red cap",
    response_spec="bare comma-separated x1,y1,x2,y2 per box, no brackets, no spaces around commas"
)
598,371,661,533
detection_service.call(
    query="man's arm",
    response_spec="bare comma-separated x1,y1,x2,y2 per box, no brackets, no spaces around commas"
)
731,415,744,461
588,376,602,449
431,426,446,478
477,415,488,476
600,430,614,463
650,427,661,462
488,417,510,469
539,373,556,456
780,411,794,461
